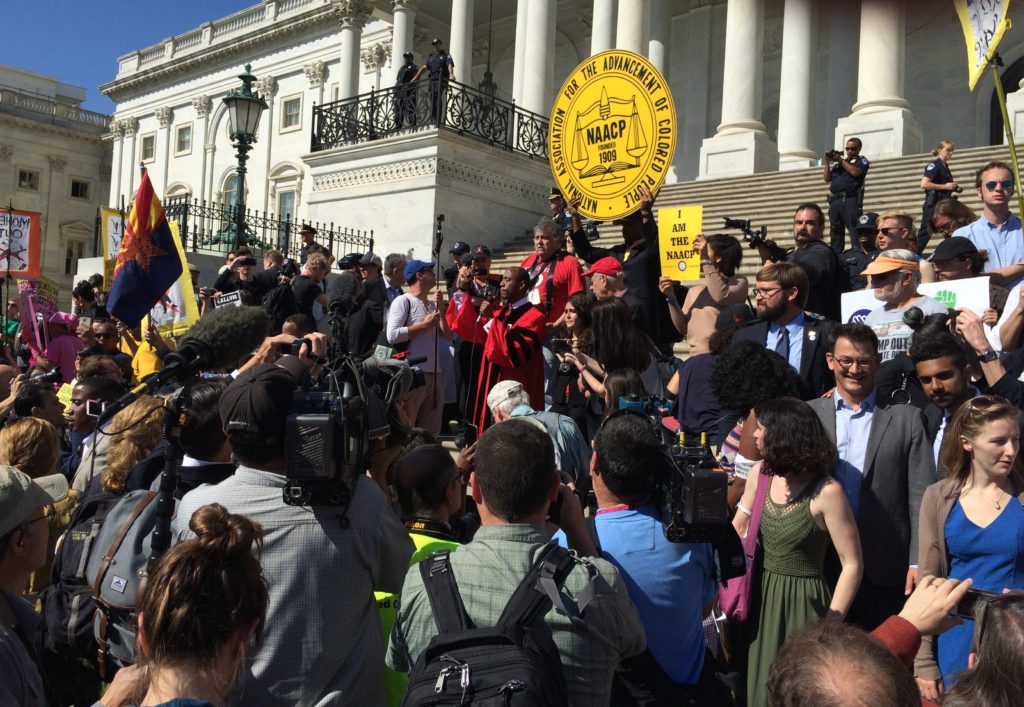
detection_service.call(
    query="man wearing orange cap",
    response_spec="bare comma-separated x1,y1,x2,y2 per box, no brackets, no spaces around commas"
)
862,249,948,361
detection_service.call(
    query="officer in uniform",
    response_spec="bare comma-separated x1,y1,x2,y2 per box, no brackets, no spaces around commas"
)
444,241,471,295
412,37,455,124
823,137,869,254
842,212,880,291
917,141,958,250
394,51,418,129
548,188,574,236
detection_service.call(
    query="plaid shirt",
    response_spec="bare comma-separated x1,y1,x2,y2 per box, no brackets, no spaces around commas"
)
175,467,414,707
387,524,645,705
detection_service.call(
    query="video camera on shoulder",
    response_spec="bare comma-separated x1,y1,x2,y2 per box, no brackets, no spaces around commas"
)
722,217,769,250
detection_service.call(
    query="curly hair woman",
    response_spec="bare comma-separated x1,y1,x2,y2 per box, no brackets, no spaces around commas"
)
100,395,164,496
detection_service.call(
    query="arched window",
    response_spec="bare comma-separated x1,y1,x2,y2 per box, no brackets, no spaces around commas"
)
223,174,240,208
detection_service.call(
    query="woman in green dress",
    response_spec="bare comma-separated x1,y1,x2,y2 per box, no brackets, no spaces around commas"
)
733,398,863,706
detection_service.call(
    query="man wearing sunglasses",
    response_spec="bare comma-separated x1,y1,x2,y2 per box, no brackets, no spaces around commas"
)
953,161,1024,289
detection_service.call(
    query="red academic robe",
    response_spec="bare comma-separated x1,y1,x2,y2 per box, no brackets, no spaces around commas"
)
450,295,547,430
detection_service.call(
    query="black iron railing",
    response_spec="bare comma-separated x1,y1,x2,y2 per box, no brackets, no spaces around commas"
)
311,78,549,159
163,195,373,263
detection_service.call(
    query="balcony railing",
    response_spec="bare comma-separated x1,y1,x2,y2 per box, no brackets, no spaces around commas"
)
163,195,373,263
0,85,110,131
311,79,549,160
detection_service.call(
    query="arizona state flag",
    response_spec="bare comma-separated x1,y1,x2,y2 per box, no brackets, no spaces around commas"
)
106,169,183,328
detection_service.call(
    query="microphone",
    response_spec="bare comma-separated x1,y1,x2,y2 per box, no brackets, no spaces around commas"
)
326,272,360,314
98,307,270,425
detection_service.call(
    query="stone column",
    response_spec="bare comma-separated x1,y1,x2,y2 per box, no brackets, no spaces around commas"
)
335,0,372,99
648,0,667,73
155,106,173,193
591,0,616,55
1006,78,1024,142
256,77,277,213
391,0,417,72
122,118,139,199
192,95,211,205
512,0,530,105
698,0,777,177
450,0,473,84
616,0,649,55
521,0,556,115
109,122,124,207
777,0,815,169
835,0,921,157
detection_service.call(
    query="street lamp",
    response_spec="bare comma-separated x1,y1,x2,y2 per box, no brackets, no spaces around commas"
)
222,64,268,251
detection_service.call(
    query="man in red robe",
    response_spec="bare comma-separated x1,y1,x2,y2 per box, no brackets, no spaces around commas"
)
448,266,547,430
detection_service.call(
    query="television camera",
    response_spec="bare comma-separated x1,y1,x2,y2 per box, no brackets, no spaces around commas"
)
722,216,769,249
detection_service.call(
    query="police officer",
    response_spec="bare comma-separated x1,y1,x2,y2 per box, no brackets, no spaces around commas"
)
917,140,958,251
842,212,879,291
548,187,573,236
394,51,418,129
823,137,869,254
412,37,455,123
444,241,471,295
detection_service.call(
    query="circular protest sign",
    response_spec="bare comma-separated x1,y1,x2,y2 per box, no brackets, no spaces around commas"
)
548,49,677,222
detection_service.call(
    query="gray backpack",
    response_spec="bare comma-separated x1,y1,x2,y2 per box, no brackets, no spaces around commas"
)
84,489,160,678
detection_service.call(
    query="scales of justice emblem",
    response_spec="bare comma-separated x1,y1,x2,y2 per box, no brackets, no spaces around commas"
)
549,49,677,221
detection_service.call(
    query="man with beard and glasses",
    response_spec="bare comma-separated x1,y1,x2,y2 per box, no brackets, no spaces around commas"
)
862,250,948,362
732,261,836,398
756,203,844,321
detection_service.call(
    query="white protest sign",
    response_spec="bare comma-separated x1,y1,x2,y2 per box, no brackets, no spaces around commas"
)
213,291,242,308
841,277,990,324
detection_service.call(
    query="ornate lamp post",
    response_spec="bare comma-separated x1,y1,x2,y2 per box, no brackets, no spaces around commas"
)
222,64,268,251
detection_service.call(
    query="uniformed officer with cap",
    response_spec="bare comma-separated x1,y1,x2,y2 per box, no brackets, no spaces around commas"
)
548,187,573,236
842,212,880,290
412,37,455,123
445,241,471,294
823,138,870,254
395,51,418,129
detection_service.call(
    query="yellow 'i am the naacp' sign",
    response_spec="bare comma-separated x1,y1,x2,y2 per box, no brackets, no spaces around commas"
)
659,205,703,281
549,50,677,221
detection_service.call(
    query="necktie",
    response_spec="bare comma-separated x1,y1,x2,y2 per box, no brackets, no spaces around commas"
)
775,326,790,362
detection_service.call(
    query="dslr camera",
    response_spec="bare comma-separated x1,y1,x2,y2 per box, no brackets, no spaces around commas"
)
723,216,769,249
826,149,845,161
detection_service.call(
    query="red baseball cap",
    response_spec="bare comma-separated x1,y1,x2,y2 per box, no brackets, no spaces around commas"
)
582,256,623,278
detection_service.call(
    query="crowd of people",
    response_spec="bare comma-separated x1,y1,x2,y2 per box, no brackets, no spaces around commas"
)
1,145,1023,707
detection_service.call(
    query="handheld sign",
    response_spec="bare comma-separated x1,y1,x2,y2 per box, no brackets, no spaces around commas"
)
213,291,242,308
549,50,677,221
658,206,703,280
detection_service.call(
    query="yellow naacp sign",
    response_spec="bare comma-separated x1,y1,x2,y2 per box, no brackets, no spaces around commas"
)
659,205,703,281
549,50,677,221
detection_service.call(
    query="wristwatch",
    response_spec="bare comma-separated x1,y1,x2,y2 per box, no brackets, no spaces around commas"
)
977,348,999,363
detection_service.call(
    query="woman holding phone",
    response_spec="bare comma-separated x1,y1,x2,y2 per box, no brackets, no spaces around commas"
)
915,395,1024,699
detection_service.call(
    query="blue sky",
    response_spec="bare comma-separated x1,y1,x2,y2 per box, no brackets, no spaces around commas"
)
1,0,250,113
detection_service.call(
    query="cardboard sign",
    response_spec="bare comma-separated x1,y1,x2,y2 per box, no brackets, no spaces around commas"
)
100,207,126,286
213,291,242,308
658,205,703,281
0,208,42,278
56,383,73,413
14,278,58,353
841,276,990,324
549,49,677,221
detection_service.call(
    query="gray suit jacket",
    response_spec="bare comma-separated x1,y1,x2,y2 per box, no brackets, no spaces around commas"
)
808,396,936,587
71,430,110,494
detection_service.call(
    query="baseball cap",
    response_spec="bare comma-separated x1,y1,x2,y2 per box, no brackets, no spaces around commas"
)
471,245,492,259
548,187,563,201
612,209,644,225
299,224,317,235
582,256,623,278
359,252,383,268
431,37,442,45
856,212,879,232
219,362,302,447
931,236,979,262
860,255,920,276
337,253,363,270
714,303,755,332
486,380,525,414
0,466,68,537
450,241,471,256
403,259,435,281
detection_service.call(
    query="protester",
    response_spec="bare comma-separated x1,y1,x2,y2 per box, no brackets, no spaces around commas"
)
915,395,1024,698
660,233,747,355
93,395,164,498
862,250,948,362
733,397,862,707
387,418,645,705
954,307,1024,408
382,253,407,305
953,160,1024,289
62,376,123,479
928,198,976,240
41,312,83,384
931,236,1008,324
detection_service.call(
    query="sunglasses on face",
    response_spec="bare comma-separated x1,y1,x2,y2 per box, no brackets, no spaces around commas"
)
985,179,1014,192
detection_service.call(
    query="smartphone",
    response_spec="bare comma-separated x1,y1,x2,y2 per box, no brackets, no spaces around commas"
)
80,316,93,330
955,588,1000,619
85,399,106,418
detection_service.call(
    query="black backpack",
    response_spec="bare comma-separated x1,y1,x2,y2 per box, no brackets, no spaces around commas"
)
402,544,592,706
262,282,298,331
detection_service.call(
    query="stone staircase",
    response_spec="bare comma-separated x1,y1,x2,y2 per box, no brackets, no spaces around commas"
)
492,142,1020,278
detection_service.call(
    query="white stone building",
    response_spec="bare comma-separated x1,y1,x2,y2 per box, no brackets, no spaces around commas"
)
101,0,1024,260
0,65,111,289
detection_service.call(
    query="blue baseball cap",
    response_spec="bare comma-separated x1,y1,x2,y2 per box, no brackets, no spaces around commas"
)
403,259,435,281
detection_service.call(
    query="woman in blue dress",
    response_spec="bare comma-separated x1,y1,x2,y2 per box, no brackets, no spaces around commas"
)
915,395,1024,701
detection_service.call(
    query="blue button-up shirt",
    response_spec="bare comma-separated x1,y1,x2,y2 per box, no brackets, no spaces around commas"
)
767,312,805,374
954,215,1024,289
833,390,876,517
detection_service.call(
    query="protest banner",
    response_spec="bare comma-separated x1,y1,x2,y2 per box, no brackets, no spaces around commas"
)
100,206,126,285
0,208,42,278
143,221,200,337
213,291,242,308
657,205,703,281
841,277,990,324
954,0,1012,91
15,276,59,353
549,49,677,221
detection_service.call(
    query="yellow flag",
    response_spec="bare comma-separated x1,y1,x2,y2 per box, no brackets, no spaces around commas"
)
954,0,1013,90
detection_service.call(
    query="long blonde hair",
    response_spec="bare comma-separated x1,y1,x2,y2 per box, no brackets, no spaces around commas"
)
103,395,165,494
939,395,1023,493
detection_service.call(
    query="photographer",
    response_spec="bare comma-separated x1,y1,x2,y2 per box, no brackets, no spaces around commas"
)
823,138,869,253
556,410,722,704
173,335,415,707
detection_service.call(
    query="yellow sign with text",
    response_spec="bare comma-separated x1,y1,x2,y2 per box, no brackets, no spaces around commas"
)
659,205,703,281
549,50,677,222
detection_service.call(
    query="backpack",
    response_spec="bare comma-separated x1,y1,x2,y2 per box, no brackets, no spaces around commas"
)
84,490,163,679
513,409,590,485
402,544,591,706
262,282,298,331
40,490,123,666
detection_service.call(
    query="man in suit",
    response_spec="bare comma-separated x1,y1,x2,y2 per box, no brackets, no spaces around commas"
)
908,331,977,471
808,323,936,630
731,261,836,398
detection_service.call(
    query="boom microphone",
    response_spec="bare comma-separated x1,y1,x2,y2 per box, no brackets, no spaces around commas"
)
98,307,271,425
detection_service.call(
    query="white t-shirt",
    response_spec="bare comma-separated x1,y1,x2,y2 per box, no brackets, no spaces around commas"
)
865,294,949,361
